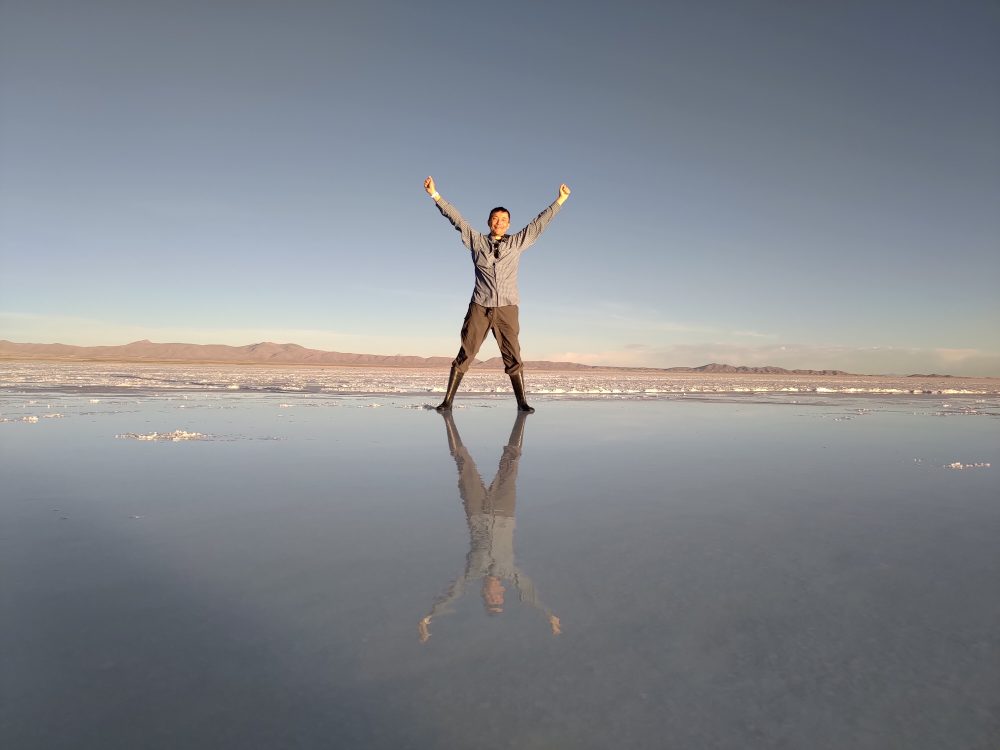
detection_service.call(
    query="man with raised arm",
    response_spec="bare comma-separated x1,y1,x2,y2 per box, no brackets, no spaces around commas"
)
418,412,562,642
424,176,571,413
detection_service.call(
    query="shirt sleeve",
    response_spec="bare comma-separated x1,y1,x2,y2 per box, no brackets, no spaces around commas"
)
435,198,480,252
425,576,467,620
509,200,562,253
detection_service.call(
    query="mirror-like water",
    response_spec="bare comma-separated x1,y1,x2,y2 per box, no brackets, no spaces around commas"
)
3,385,998,749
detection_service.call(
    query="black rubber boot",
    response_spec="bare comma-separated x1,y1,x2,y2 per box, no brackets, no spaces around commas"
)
441,410,461,454
435,367,463,412
509,372,535,413
507,410,528,449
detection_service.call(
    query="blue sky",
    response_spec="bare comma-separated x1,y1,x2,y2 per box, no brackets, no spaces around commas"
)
2,1,998,375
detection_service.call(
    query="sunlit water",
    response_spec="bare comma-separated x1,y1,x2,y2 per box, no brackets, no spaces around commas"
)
2,365,998,749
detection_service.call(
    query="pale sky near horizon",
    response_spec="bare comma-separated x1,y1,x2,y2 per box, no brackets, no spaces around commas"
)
1,1,998,375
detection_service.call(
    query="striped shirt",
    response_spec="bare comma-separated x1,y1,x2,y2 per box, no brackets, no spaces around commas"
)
435,198,562,307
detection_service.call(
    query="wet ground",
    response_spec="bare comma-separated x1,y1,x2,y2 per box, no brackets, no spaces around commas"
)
2,390,998,749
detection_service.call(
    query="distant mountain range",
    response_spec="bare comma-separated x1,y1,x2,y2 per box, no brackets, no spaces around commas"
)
0,339,855,375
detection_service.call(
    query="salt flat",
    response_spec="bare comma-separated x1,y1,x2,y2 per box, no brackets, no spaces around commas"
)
3,360,998,396
2,365,998,749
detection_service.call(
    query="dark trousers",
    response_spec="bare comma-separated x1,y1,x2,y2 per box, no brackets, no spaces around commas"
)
452,303,524,375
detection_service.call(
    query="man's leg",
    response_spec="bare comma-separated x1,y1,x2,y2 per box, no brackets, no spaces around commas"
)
492,306,534,413
437,303,490,412
436,367,463,413
488,412,527,517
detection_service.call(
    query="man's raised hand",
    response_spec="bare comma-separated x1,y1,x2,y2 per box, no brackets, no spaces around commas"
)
424,176,438,197
557,183,571,205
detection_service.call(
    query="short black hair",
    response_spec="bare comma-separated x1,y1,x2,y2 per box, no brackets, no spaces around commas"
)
488,206,510,222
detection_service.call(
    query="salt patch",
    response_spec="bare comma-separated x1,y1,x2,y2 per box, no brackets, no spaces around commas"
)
42,413,65,419
944,462,991,470
116,430,210,442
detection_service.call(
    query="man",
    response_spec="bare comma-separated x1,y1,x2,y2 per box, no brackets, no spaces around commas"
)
424,175,571,412
418,411,561,642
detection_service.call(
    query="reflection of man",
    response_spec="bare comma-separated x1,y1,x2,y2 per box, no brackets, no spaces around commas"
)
424,175,571,413
419,412,561,642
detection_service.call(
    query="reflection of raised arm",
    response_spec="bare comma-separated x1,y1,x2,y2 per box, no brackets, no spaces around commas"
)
419,576,467,643
510,570,562,636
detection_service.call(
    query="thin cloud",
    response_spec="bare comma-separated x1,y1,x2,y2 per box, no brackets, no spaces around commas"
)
732,330,778,339
593,303,780,340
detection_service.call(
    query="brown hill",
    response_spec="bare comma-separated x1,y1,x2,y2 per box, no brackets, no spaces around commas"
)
0,339,850,375
0,339,458,368
674,362,849,376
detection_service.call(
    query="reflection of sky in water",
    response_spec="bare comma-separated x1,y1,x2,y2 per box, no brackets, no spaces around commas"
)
2,392,998,748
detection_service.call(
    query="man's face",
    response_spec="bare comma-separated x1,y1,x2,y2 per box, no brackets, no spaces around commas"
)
482,576,506,613
488,210,510,238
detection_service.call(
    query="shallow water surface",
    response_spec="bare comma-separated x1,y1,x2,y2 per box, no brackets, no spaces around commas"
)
2,391,998,749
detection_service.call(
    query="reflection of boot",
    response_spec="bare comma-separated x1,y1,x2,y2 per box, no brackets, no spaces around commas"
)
436,367,464,412
507,411,528,450
442,411,462,454
509,372,534,413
